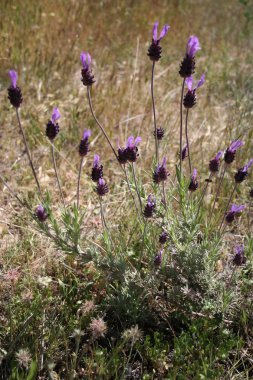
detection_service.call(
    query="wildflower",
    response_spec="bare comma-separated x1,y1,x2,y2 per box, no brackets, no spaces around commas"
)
3,268,20,283
96,178,109,196
79,129,91,157
209,151,223,173
153,157,169,184
233,245,246,266
181,144,188,161
77,300,96,317
143,194,156,218
159,231,168,244
80,52,95,86
35,205,48,222
234,159,253,183
188,168,198,191
147,21,170,61
37,276,52,288
225,203,245,224
183,74,205,108
122,325,143,344
89,317,107,340
46,107,60,140
15,349,31,369
8,70,23,108
91,154,103,181
125,136,142,162
154,127,164,141
117,140,128,165
154,249,163,266
224,140,244,164
179,35,201,78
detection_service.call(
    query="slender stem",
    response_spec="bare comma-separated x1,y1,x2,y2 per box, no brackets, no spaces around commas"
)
218,183,237,233
196,173,212,220
51,143,65,208
209,164,227,222
123,166,141,218
185,108,192,173
99,196,112,246
151,61,158,163
179,78,186,178
87,87,119,162
77,157,84,209
0,174,29,209
162,181,167,211
131,163,142,211
16,108,42,197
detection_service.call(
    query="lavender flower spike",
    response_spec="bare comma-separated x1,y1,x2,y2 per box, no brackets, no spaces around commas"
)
79,129,91,157
46,107,60,140
96,178,109,196
143,194,156,218
233,245,246,266
8,70,23,108
183,74,205,108
187,35,201,58
125,136,142,162
179,36,201,78
154,249,163,266
9,70,18,88
209,150,223,173
188,168,198,191
225,203,245,224
91,154,103,182
153,157,169,184
235,158,253,183
80,51,95,86
224,140,244,164
35,205,48,222
148,21,170,61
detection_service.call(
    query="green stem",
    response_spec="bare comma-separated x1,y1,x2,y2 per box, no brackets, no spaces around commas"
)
185,108,192,173
179,78,186,179
77,157,84,209
52,143,66,208
151,61,158,163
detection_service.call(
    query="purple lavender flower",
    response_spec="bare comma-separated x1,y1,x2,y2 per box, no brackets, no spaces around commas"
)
181,144,188,161
79,129,91,157
224,140,244,164
233,245,246,266
7,70,23,108
159,231,168,244
154,127,165,141
46,107,60,140
147,21,170,61
225,203,245,224
125,136,142,162
117,140,128,165
91,155,103,182
143,195,156,218
80,52,95,86
183,74,205,108
35,205,48,222
179,35,201,78
234,158,253,183
153,157,169,184
209,151,223,173
96,178,109,196
154,249,163,266
188,168,198,191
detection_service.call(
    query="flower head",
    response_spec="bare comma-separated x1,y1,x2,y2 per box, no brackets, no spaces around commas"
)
234,158,253,183
181,144,188,161
143,194,156,218
154,249,163,266
96,178,109,196
91,154,103,181
153,157,169,184
233,245,246,266
225,203,245,224
80,51,95,86
7,70,23,108
188,168,198,191
209,150,223,173
159,230,168,244
154,127,164,141
15,349,31,369
89,317,107,340
125,136,142,162
79,129,91,157
224,140,244,164
147,21,170,61
117,140,128,165
183,74,205,108
179,36,200,78
46,107,60,140
35,205,48,222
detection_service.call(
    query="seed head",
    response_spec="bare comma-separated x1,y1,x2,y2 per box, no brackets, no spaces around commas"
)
154,127,164,140
8,70,23,108
15,349,31,369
